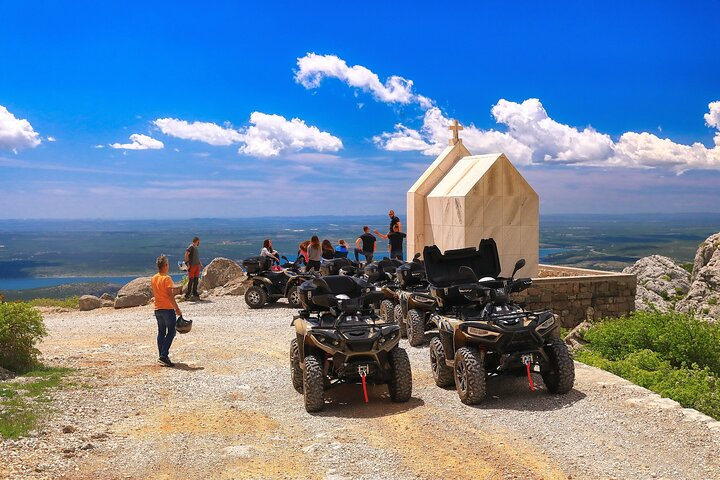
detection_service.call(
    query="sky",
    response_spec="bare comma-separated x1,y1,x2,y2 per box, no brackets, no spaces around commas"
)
1,0,719,219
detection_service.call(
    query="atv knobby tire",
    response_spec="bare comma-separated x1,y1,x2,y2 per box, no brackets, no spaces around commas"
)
290,339,303,393
244,285,267,309
454,347,486,405
387,347,412,402
287,286,301,308
541,339,575,394
429,336,454,387
407,309,425,347
394,303,406,338
303,354,325,412
380,299,396,324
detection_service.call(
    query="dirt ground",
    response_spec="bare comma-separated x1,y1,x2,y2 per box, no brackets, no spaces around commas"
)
1,297,719,480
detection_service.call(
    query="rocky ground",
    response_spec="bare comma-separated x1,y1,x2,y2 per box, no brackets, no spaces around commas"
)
2,298,720,480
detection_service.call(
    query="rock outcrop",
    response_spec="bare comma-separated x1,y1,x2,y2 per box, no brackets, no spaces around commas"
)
0,366,15,380
622,255,690,312
114,277,153,309
78,295,103,311
198,258,246,293
677,232,720,322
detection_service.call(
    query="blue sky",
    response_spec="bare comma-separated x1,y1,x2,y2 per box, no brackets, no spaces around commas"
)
1,0,719,218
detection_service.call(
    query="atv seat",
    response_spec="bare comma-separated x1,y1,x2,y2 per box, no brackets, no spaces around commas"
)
299,275,383,312
397,261,426,288
423,239,501,307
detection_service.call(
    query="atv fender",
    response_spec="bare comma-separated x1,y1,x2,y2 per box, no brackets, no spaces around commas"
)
253,277,273,287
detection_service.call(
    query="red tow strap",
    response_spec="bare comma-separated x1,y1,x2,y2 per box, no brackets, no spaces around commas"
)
525,362,536,392
360,373,369,403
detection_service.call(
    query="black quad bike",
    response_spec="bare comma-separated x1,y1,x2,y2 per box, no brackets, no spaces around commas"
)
290,275,413,412
423,240,575,405
364,257,404,325
242,256,313,309
393,255,440,346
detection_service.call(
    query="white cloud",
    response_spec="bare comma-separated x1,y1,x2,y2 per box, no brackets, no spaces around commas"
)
153,112,342,158
375,99,720,172
705,101,720,130
238,112,342,157
46,136,56,142
153,118,243,146
300,54,720,173
295,53,432,107
109,133,164,150
0,105,41,152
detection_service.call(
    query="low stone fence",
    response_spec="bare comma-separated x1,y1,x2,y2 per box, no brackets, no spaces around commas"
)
513,264,637,328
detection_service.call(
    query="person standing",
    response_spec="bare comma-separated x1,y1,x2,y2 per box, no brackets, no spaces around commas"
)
184,236,202,300
152,255,183,367
354,226,376,264
374,223,406,260
307,235,322,271
388,210,401,233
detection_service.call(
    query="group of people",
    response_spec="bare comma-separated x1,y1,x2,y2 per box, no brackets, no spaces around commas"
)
275,210,406,272
149,210,406,366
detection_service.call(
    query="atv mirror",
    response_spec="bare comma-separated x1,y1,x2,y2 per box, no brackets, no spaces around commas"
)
458,266,478,282
413,253,421,260
511,259,526,279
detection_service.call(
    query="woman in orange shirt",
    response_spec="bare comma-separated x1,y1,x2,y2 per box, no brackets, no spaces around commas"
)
152,255,183,367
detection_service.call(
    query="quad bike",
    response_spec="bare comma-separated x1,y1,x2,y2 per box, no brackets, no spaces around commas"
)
243,255,314,309
290,275,413,412
392,254,440,346
423,240,575,405
364,257,404,324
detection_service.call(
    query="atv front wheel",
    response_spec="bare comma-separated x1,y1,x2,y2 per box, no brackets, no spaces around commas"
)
429,337,454,387
244,286,267,309
407,309,425,347
303,354,325,412
290,339,303,393
394,303,406,337
380,299,396,324
387,347,412,402
454,347,486,405
287,286,301,308
541,339,575,394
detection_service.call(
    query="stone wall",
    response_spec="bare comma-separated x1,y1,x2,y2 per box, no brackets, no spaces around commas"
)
513,265,637,328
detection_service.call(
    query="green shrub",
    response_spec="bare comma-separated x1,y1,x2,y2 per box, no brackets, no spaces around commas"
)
0,303,47,373
680,263,694,274
577,311,720,419
26,296,78,309
708,298,718,306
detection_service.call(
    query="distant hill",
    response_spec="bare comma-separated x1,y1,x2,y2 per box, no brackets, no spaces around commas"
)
2,282,122,301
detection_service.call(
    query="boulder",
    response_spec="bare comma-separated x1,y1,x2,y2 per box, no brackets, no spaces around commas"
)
101,299,114,308
0,366,15,380
198,258,246,292
215,276,250,296
78,295,102,311
622,255,690,312
677,232,720,322
100,292,114,301
114,277,153,309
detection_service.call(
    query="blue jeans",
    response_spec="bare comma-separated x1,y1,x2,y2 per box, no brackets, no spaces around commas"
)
155,309,176,358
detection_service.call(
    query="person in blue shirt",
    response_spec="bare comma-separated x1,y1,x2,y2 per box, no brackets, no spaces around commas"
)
334,239,349,258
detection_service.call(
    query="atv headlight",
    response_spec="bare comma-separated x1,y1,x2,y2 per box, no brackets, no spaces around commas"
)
535,316,555,333
467,326,500,338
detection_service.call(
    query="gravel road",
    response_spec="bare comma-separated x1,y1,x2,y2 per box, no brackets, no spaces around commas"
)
2,297,719,480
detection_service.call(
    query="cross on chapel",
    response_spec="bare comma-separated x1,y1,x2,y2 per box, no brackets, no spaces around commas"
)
448,119,463,145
